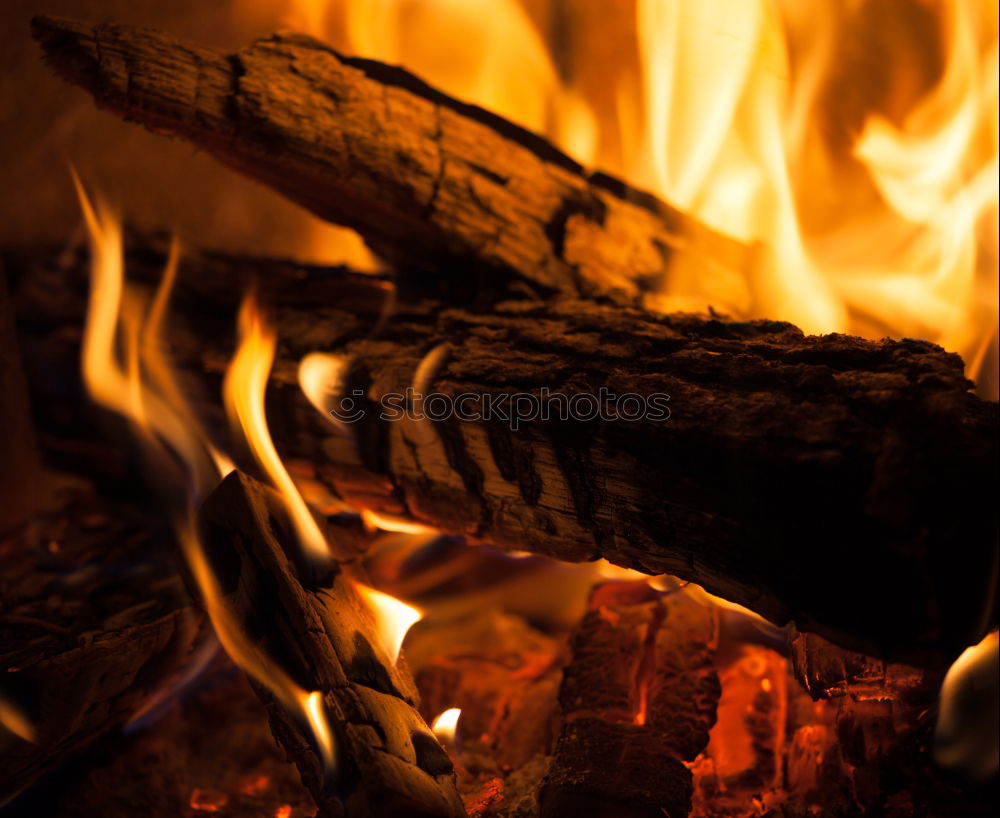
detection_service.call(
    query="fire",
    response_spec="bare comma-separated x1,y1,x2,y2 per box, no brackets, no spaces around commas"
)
73,177,335,774
297,351,352,429
430,707,461,743
935,629,999,780
0,695,35,743
224,296,330,564
354,583,423,663
268,0,997,397
360,509,437,537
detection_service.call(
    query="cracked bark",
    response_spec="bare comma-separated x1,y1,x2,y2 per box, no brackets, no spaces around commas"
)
32,15,745,305
10,239,998,668
197,470,465,818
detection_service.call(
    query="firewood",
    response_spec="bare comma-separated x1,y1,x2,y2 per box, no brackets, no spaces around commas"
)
0,477,206,803
9,239,998,668
197,469,465,818
2,659,317,818
31,15,745,305
539,581,721,818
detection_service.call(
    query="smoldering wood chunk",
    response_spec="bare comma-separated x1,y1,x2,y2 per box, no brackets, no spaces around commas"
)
197,470,465,818
408,610,562,772
32,15,744,305
789,630,936,702
689,645,789,813
540,582,721,818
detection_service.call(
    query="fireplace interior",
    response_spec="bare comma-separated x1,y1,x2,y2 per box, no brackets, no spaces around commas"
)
1,2,998,817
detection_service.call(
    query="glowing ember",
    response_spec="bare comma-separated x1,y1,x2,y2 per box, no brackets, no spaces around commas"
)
188,787,228,812
430,707,461,743
239,774,270,796
274,806,293,818
354,583,423,663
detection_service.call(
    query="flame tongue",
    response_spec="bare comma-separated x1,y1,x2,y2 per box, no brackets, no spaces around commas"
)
224,296,330,565
354,583,423,664
73,177,335,774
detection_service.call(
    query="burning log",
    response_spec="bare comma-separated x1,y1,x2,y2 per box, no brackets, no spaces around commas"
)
31,15,744,305
288,300,998,668
9,239,998,668
197,469,465,818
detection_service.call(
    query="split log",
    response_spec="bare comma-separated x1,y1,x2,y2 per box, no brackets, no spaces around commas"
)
540,581,721,818
31,15,744,305
197,470,465,818
281,300,998,668
8,239,998,668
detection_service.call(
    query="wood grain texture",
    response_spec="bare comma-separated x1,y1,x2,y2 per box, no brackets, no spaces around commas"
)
198,470,465,818
9,239,998,668
31,15,744,305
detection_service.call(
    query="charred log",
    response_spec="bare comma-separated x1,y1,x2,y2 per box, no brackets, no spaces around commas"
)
9,238,998,668
540,582,721,818
31,15,744,306
197,469,465,818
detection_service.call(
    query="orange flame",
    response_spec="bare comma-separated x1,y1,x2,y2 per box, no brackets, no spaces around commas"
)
224,296,330,564
269,0,997,397
0,695,35,743
74,176,335,774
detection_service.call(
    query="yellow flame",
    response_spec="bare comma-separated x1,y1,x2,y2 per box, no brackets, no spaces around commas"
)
74,175,334,774
297,351,352,429
430,707,461,743
270,0,997,397
361,508,437,537
179,520,335,771
224,296,330,563
935,630,999,780
354,583,423,663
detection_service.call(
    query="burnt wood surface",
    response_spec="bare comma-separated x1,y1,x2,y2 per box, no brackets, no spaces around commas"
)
197,470,465,818
0,475,205,803
540,582,721,818
31,15,744,305
8,239,998,669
